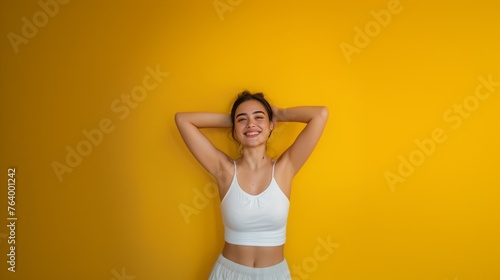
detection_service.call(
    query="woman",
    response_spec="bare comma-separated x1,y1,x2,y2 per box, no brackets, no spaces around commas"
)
175,91,328,279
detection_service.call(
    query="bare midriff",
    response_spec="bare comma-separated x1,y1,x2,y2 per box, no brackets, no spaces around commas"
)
222,242,285,268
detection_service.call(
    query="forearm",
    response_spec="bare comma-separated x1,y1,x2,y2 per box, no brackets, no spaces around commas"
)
275,106,328,123
175,112,232,128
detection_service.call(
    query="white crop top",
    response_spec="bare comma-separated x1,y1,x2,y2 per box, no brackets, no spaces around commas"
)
220,161,290,246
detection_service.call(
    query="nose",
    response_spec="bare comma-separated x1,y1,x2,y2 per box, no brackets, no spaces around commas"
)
246,119,256,128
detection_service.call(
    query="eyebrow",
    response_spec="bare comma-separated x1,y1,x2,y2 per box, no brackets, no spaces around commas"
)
235,110,266,119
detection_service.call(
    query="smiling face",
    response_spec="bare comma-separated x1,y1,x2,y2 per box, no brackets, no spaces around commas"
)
233,100,274,148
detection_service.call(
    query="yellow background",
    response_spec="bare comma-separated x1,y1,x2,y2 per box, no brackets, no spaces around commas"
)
1,0,499,279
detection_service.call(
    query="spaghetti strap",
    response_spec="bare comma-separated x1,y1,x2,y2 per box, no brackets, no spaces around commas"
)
272,160,277,177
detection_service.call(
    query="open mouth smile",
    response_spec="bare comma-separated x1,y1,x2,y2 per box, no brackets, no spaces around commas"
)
244,131,261,137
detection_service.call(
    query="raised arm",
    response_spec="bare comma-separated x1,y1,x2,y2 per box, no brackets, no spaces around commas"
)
275,106,329,175
174,112,232,177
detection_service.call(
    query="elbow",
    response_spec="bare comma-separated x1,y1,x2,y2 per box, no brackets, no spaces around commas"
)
174,112,185,126
318,106,329,120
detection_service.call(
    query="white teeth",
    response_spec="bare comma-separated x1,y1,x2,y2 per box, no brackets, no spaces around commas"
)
245,132,259,136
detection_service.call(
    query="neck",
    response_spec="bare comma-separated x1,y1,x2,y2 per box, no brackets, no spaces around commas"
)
240,145,270,169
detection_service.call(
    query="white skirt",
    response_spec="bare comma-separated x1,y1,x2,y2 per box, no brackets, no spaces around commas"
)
209,254,291,280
